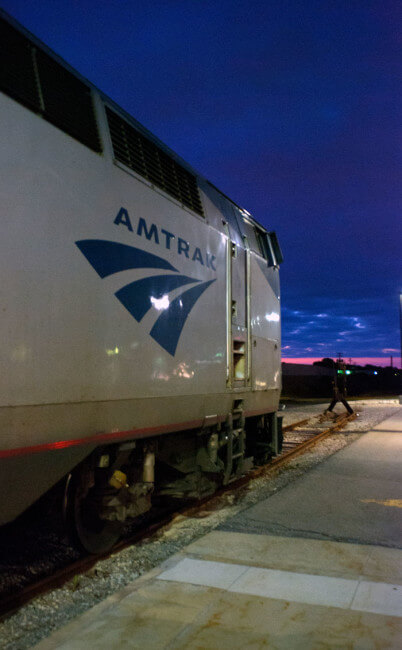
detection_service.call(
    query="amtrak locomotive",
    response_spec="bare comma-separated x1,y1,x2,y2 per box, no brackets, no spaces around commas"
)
0,11,283,552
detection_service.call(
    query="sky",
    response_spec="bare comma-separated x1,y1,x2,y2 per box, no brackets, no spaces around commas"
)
3,0,401,367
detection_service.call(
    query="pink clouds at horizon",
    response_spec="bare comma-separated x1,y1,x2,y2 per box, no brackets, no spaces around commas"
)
281,357,401,369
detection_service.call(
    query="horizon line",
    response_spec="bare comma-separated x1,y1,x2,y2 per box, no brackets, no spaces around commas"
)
281,356,401,369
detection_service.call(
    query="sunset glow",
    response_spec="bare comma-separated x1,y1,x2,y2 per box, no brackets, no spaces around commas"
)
282,357,401,369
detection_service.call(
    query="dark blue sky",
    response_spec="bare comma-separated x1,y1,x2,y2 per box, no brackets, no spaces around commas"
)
4,1,401,365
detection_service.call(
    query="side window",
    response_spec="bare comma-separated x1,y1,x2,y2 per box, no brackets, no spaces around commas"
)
255,228,283,267
241,217,260,253
255,228,270,261
241,215,283,267
268,231,284,265
254,227,275,266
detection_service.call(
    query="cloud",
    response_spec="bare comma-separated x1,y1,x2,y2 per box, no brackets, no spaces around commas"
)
282,295,398,358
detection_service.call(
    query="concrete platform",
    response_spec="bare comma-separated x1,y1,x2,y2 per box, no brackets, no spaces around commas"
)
219,410,402,547
35,410,402,649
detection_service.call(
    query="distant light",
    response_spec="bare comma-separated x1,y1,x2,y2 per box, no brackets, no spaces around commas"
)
346,370,351,375
374,371,378,375
150,294,169,310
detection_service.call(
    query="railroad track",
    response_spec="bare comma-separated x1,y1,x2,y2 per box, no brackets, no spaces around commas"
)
0,410,356,620
278,411,357,464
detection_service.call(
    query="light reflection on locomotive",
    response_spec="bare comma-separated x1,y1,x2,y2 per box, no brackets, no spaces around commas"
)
150,295,170,311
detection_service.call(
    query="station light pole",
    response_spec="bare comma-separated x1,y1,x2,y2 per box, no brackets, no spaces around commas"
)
400,293,402,372
399,293,402,402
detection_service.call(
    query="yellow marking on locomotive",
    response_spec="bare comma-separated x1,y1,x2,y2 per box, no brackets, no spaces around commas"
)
109,470,128,490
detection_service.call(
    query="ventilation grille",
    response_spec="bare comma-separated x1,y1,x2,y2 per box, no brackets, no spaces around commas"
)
106,107,204,216
0,18,40,112
0,17,101,153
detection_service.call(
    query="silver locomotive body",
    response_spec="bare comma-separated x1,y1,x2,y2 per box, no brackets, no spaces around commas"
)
0,11,282,551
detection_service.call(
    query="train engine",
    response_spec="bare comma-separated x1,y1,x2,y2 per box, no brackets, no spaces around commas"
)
0,10,283,553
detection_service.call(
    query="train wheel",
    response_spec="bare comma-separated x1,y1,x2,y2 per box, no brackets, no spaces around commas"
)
63,467,123,554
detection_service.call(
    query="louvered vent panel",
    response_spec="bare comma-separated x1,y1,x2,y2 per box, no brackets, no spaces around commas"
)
0,18,40,112
106,107,204,216
0,17,101,153
36,50,101,152
107,109,132,169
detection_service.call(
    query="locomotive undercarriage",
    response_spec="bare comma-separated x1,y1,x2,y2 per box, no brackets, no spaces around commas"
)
64,410,282,553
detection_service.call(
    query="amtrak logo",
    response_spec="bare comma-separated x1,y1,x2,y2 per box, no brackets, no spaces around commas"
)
76,239,215,356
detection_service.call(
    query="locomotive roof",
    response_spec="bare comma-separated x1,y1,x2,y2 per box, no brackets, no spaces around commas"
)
1,8,267,233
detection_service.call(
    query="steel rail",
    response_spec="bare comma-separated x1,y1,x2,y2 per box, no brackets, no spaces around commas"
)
270,412,356,469
282,417,311,432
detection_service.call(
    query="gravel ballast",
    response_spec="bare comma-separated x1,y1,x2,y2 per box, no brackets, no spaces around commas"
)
0,399,400,650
